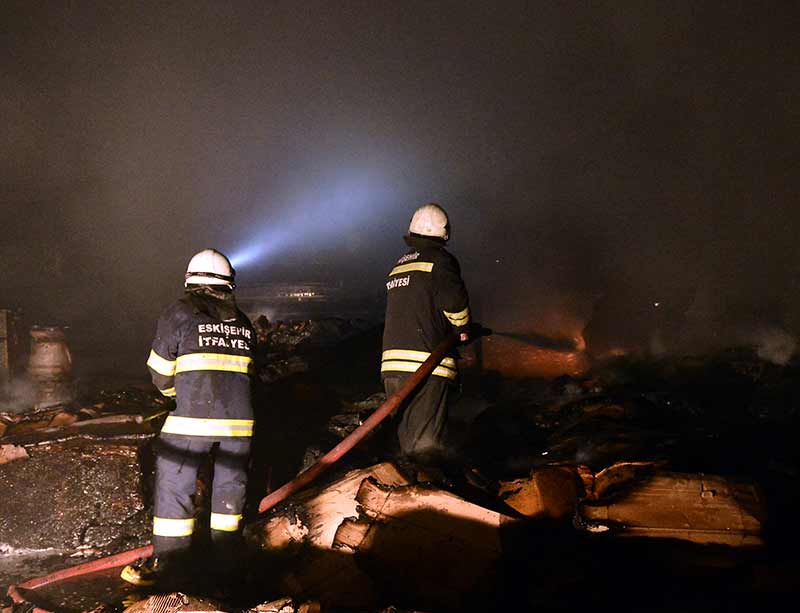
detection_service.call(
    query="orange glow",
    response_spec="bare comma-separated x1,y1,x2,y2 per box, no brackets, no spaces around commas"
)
482,335,589,379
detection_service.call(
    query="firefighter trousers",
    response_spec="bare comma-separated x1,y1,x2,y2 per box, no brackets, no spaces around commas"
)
153,434,251,558
384,375,451,457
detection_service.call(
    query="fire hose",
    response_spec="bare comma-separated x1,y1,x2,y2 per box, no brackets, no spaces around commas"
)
257,328,470,512
7,329,482,611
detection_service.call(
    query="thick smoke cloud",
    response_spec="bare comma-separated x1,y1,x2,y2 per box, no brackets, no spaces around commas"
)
2,1,799,372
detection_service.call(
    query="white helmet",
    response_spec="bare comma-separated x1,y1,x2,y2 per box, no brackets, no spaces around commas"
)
408,203,450,241
184,249,235,289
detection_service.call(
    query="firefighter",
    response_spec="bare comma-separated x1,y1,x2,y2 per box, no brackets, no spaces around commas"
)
121,249,256,586
382,203,471,457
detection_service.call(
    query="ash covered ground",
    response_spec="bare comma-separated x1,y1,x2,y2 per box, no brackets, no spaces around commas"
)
2,316,800,612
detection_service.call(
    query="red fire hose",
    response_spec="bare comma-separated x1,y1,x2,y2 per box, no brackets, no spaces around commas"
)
7,546,152,612
7,331,467,611
258,330,462,512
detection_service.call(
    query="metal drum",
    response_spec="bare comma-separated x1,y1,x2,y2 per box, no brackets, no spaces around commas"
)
28,326,74,407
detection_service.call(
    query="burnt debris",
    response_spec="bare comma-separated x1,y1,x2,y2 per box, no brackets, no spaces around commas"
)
2,322,800,612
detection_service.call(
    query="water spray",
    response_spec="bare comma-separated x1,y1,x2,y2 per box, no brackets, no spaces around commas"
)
492,330,583,352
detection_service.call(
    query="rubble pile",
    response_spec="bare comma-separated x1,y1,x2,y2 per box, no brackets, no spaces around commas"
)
324,394,387,440
240,347,797,610
0,392,167,448
469,348,800,478
245,457,769,610
0,385,165,589
3,341,799,611
298,394,387,472
253,317,370,384
253,318,364,352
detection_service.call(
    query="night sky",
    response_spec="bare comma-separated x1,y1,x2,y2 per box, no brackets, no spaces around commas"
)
2,2,799,361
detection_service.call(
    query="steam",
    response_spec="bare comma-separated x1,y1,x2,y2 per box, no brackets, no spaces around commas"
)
0,377,37,414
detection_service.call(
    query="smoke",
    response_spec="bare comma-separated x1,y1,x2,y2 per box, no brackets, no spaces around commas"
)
1,1,799,372
751,327,797,366
0,377,37,414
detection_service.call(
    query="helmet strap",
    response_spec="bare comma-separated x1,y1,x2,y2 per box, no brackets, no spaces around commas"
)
407,232,447,244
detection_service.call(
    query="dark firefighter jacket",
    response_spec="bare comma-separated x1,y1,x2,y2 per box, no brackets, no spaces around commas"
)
382,235,471,383
147,291,256,438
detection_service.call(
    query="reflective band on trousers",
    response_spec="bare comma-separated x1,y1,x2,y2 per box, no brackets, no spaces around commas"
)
389,262,434,276
175,353,254,375
147,350,176,377
161,416,254,437
210,512,243,532
381,349,457,380
443,306,470,326
153,516,195,537
159,387,176,397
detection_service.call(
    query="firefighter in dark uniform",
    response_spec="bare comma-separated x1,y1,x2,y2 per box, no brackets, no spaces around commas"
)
382,203,471,457
122,249,256,586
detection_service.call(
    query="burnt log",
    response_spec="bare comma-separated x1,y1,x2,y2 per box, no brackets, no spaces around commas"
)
498,466,584,519
47,411,78,428
332,479,519,611
579,471,765,546
253,462,410,551
247,463,410,609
